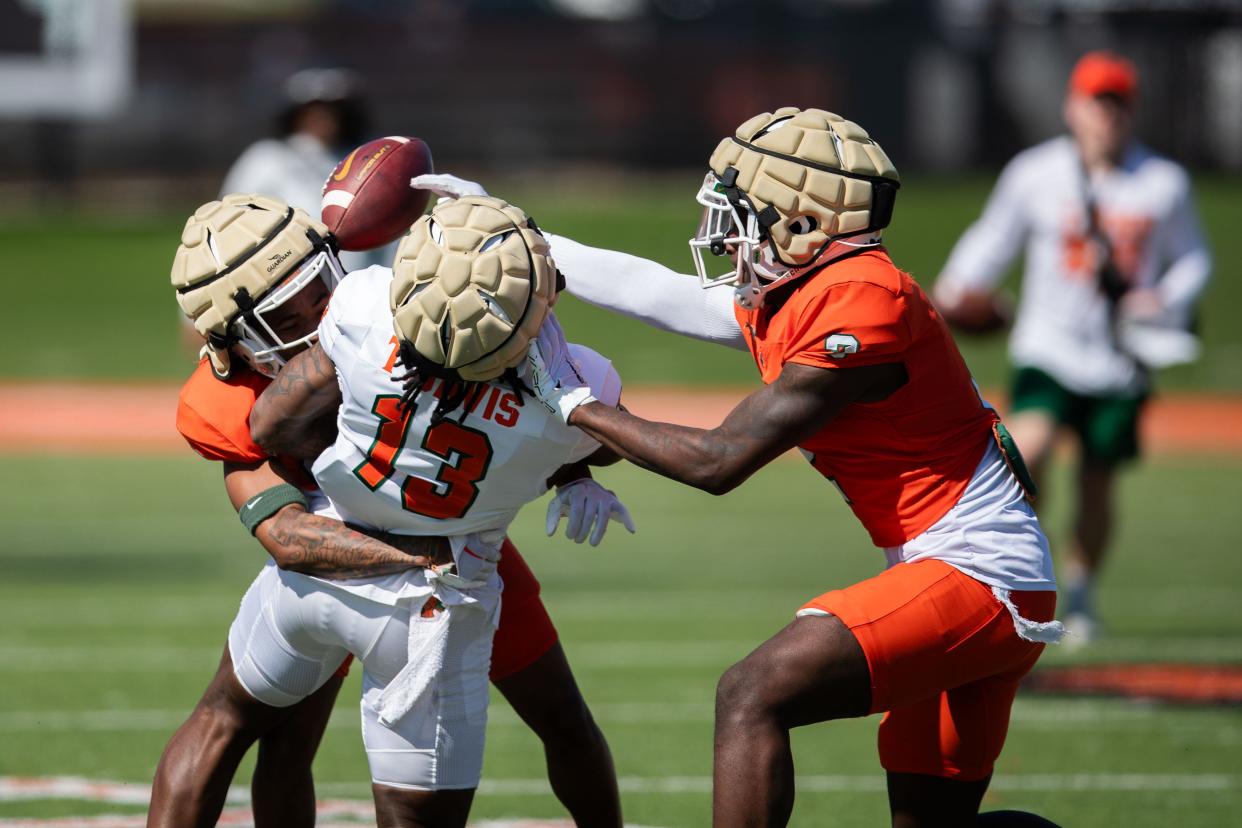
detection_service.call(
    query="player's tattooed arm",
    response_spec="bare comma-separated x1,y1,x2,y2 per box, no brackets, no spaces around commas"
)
566,361,905,495
250,342,342,459
263,510,452,579
224,459,452,579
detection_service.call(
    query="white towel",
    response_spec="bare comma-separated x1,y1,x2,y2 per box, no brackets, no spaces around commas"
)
992,586,1066,644
374,532,506,727
375,600,454,727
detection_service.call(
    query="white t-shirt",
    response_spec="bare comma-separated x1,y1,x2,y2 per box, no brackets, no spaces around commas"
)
936,136,1211,395
313,266,618,540
221,134,393,272
887,439,1055,592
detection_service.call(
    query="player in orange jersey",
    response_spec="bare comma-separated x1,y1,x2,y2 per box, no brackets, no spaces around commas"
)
149,194,623,827
525,109,1063,827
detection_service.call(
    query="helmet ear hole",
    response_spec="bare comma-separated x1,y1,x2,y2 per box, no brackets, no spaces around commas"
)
789,215,818,235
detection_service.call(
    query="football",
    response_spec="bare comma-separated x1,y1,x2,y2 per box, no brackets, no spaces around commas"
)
321,136,434,251
937,289,1013,335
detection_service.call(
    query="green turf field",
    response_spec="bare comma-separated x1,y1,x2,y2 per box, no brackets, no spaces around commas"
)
2,173,1240,391
2,452,1239,825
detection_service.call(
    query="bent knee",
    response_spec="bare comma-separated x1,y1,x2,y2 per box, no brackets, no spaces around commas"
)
715,659,775,723
527,695,603,749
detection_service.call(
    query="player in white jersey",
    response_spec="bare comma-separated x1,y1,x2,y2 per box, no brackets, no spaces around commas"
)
934,51,1212,640
221,68,393,272
244,195,626,827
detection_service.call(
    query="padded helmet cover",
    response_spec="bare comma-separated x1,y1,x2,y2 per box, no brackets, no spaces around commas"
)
172,193,330,377
391,196,557,383
708,107,900,267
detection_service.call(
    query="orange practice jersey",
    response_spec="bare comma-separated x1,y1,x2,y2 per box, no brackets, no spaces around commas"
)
177,359,272,464
735,248,998,548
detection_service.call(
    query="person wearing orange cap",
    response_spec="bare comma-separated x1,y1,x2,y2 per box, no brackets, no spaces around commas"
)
934,51,1212,644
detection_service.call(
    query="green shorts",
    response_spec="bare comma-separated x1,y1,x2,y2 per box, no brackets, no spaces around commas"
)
1009,366,1146,465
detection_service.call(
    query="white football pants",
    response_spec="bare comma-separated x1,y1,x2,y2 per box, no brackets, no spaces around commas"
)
227,561,495,789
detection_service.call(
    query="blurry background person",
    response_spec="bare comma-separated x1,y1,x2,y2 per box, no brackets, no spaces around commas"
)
933,51,1212,644
221,67,392,272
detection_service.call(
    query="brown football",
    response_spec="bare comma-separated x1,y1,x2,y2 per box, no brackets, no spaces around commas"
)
321,136,434,251
938,290,1013,335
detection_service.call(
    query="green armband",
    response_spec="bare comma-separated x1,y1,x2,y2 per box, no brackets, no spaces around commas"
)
239,483,309,535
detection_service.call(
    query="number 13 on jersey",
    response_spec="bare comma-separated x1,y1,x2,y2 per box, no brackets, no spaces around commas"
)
353,396,494,520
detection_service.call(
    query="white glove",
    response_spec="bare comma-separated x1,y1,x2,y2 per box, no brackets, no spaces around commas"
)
545,478,636,546
431,531,503,590
526,332,597,424
410,173,490,203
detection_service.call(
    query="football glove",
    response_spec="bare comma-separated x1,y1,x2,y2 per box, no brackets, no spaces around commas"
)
526,329,597,424
546,478,636,546
430,531,504,590
410,173,490,203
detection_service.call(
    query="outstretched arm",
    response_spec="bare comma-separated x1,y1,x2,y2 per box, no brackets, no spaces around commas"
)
564,361,902,495
250,342,342,459
547,233,748,350
224,459,451,579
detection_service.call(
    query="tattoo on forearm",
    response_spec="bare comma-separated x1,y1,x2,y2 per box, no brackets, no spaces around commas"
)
253,344,342,458
267,344,331,402
264,510,452,579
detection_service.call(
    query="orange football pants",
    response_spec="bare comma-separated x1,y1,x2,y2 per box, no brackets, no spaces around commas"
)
489,537,559,681
802,559,1055,781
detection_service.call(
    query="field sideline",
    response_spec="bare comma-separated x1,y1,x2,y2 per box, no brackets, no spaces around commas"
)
2,382,1241,455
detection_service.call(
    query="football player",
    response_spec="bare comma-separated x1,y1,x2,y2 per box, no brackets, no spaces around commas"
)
242,194,629,826
934,52,1212,643
150,195,625,827
522,109,1063,826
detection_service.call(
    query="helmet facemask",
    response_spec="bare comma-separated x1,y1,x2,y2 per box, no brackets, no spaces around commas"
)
173,194,340,380
690,171,764,287
693,170,822,310
229,245,346,377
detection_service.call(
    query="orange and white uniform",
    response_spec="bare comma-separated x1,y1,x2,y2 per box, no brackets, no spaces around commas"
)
552,236,1059,781
175,358,561,686
182,265,624,791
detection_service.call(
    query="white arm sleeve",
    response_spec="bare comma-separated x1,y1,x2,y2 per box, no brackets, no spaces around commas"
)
546,233,747,351
1153,178,1212,325
934,159,1032,300
564,343,622,463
